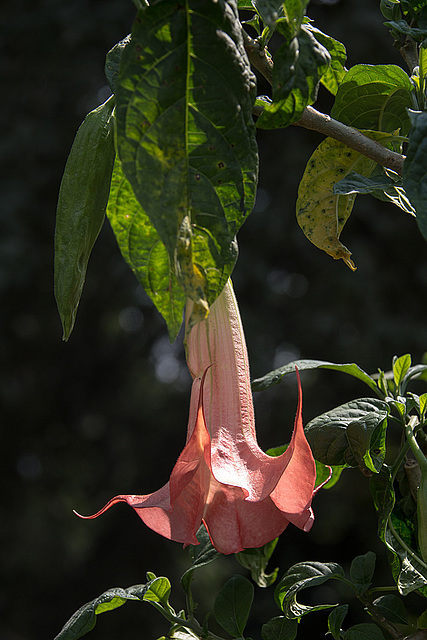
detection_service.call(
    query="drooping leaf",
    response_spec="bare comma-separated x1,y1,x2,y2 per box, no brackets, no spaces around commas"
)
372,595,408,625
328,604,349,640
261,616,298,640
236,538,279,588
343,623,385,640
257,24,330,128
274,561,345,618
296,131,393,270
402,110,427,242
54,96,115,340
370,466,427,595
214,575,254,638
116,0,258,322
331,64,413,134
106,156,186,340
305,398,389,468
305,25,347,95
349,552,376,596
252,358,378,393
333,168,416,216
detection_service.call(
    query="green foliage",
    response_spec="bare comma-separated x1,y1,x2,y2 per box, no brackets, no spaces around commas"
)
257,24,330,128
274,561,345,618
330,64,413,134
261,616,298,640
343,623,385,640
251,358,378,393
372,595,408,625
53,578,172,640
349,552,376,596
54,96,115,340
213,575,254,637
403,110,427,242
328,604,349,640
115,0,258,324
106,156,186,340
236,538,279,588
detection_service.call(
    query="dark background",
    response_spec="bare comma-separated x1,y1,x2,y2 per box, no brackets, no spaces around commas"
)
2,1,427,639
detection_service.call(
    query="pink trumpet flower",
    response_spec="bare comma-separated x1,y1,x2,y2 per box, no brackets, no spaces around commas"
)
76,280,317,554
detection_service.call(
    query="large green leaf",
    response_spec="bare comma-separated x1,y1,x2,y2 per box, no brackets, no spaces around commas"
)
107,156,186,340
214,575,254,637
328,605,349,640
330,64,413,134
257,25,330,128
252,358,378,393
344,623,385,640
349,552,376,596
274,561,344,618
54,96,115,340
305,398,389,469
402,110,427,242
116,0,258,321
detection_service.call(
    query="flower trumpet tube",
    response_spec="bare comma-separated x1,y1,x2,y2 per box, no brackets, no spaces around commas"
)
75,280,317,554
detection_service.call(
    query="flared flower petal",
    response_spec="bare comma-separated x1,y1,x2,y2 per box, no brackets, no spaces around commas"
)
76,279,318,554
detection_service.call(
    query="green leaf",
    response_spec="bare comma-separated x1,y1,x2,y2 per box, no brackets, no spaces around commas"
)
236,538,279,588
261,616,298,640
257,25,330,128
419,392,427,417
370,466,427,595
333,169,416,216
54,586,143,640
251,358,378,393
138,576,172,605
252,0,283,27
282,0,309,36
393,354,412,387
372,595,408,625
106,156,186,340
105,35,131,94
274,561,344,618
116,0,258,320
331,64,413,134
214,575,254,637
295,131,395,270
402,110,427,243
384,19,427,42
54,96,115,341
343,623,385,640
305,398,389,469
346,413,388,473
328,604,349,640
305,25,347,95
349,552,376,596
417,608,427,628
181,526,220,595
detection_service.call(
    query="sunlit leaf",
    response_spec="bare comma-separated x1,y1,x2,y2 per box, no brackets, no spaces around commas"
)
106,157,185,340
296,131,393,270
305,398,389,468
116,0,258,320
274,561,344,618
393,353,412,387
257,25,330,128
306,25,346,95
252,358,378,393
331,64,413,134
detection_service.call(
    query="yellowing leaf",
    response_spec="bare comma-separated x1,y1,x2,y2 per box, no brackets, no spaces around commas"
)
296,132,392,269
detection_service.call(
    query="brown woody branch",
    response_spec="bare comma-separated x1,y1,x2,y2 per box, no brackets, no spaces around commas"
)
242,30,406,176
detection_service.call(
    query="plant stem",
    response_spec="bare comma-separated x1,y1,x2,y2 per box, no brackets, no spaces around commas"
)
360,594,405,639
242,29,406,176
405,417,427,473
